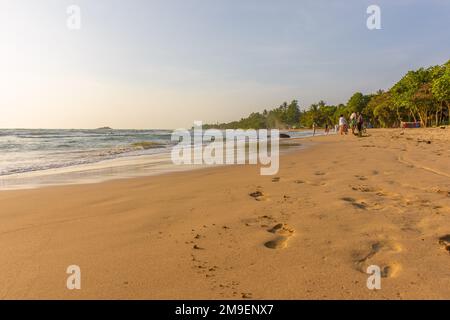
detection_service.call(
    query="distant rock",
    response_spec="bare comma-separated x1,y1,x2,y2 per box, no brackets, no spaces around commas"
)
279,133,291,138
96,127,112,130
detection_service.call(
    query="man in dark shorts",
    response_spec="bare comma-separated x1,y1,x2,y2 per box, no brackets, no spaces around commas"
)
357,113,364,137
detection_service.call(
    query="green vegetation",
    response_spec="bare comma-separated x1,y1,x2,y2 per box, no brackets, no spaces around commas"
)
205,60,449,129
205,100,301,130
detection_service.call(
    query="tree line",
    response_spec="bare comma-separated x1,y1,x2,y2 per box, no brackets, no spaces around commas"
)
205,60,449,129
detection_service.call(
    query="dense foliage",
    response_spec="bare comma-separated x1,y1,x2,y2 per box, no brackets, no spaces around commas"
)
205,60,449,129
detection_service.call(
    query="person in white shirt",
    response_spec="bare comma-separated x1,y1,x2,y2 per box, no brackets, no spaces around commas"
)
339,115,348,135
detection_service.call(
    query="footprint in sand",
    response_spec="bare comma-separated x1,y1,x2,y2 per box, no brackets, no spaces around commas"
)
354,240,403,278
294,179,326,187
241,293,253,299
314,171,326,176
242,214,276,228
431,187,450,197
189,228,244,298
351,184,393,198
341,197,368,210
350,185,376,193
271,177,280,182
438,235,450,254
341,197,383,211
249,190,269,201
264,223,295,249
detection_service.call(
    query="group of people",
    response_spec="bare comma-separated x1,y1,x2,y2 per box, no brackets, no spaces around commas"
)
338,112,364,136
311,112,365,136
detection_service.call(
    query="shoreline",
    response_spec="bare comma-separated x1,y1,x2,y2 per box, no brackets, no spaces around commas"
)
0,133,322,191
0,128,449,299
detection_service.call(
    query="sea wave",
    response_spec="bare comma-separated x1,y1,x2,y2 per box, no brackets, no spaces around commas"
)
0,140,171,176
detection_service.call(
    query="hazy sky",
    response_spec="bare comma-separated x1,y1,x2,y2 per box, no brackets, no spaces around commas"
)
0,0,449,129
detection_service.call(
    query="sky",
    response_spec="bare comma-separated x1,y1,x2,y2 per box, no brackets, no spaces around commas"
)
0,0,449,129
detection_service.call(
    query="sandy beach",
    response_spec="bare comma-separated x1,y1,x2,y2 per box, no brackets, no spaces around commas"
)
0,128,449,299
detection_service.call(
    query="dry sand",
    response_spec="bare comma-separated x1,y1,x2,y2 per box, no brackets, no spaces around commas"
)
0,128,449,299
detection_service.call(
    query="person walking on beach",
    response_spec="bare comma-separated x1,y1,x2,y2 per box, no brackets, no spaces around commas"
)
325,124,329,135
357,113,364,137
339,115,347,135
350,112,357,135
312,122,317,136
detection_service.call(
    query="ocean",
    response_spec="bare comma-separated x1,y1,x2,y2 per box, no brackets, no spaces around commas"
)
0,128,323,189
0,128,174,176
